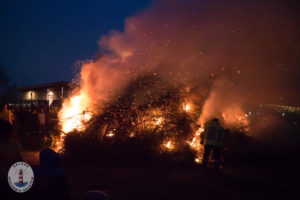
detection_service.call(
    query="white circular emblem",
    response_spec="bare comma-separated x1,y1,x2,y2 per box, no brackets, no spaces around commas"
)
8,162,34,193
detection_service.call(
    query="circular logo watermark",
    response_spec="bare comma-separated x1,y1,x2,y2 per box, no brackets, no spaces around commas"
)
8,162,34,193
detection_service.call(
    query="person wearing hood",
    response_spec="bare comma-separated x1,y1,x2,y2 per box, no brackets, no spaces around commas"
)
32,148,69,200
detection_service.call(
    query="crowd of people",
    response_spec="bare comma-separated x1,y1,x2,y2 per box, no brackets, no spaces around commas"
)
0,103,59,142
0,105,109,200
0,118,69,200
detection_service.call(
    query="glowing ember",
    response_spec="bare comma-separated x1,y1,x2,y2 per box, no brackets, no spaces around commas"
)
188,127,205,164
106,131,115,137
53,133,66,152
164,140,174,150
187,137,197,147
166,141,172,148
129,132,135,138
185,104,190,111
183,103,192,112
155,117,164,125
59,94,92,133
195,127,205,136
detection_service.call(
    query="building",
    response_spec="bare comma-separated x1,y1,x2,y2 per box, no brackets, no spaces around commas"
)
17,81,72,108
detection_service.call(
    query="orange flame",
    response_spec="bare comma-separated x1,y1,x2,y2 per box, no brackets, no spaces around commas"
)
58,92,92,133
163,140,174,150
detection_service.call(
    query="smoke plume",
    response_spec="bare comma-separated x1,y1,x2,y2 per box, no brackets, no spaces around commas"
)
61,0,299,132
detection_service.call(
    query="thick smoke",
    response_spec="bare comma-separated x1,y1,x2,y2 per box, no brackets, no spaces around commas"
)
198,77,249,128
65,0,299,131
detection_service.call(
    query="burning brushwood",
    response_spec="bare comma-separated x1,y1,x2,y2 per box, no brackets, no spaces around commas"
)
57,73,250,165
59,95,93,133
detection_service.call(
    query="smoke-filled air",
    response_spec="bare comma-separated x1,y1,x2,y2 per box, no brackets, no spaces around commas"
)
58,0,299,143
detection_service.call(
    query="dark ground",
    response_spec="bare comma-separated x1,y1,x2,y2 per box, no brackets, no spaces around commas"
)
17,110,299,200
21,150,297,200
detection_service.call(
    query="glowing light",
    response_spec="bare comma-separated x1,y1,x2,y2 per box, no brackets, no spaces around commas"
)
188,128,206,164
164,140,174,150
166,141,172,148
47,90,55,106
129,132,135,138
195,127,204,136
185,104,191,111
59,94,92,133
195,157,201,164
187,137,197,147
106,131,115,137
26,91,36,100
183,103,192,112
155,117,163,125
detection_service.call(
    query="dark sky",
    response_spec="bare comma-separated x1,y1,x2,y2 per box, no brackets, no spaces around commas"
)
0,0,151,87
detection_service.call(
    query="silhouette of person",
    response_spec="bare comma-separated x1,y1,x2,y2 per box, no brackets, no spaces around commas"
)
0,119,22,199
32,148,69,200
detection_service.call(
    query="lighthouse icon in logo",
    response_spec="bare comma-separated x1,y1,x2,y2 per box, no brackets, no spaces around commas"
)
8,162,34,193
14,169,28,187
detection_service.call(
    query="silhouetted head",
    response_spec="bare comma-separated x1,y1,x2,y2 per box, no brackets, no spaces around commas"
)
0,119,12,140
39,148,60,168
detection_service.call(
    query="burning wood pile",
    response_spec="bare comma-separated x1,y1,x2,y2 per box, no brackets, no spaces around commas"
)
40,0,298,167
56,74,249,164
49,0,295,163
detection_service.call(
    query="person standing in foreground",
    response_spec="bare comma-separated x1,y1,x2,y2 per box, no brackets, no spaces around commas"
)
200,118,225,169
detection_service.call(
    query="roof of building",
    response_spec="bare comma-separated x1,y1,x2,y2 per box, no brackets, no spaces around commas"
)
18,81,72,91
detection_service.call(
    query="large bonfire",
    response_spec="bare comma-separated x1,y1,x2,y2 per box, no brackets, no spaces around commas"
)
57,73,249,162
56,0,298,162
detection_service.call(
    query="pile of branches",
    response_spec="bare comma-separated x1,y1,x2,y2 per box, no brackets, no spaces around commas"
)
61,74,259,167
90,75,205,147
62,75,206,165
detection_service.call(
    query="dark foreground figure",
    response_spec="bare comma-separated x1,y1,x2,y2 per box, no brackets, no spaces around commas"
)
30,148,69,200
0,120,22,200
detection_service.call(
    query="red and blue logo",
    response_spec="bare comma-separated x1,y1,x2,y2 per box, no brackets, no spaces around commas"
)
8,162,34,193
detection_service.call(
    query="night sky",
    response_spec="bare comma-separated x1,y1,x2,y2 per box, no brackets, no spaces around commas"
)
0,0,151,87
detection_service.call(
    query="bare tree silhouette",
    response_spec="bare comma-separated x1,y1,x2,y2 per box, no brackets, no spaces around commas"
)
0,66,17,105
